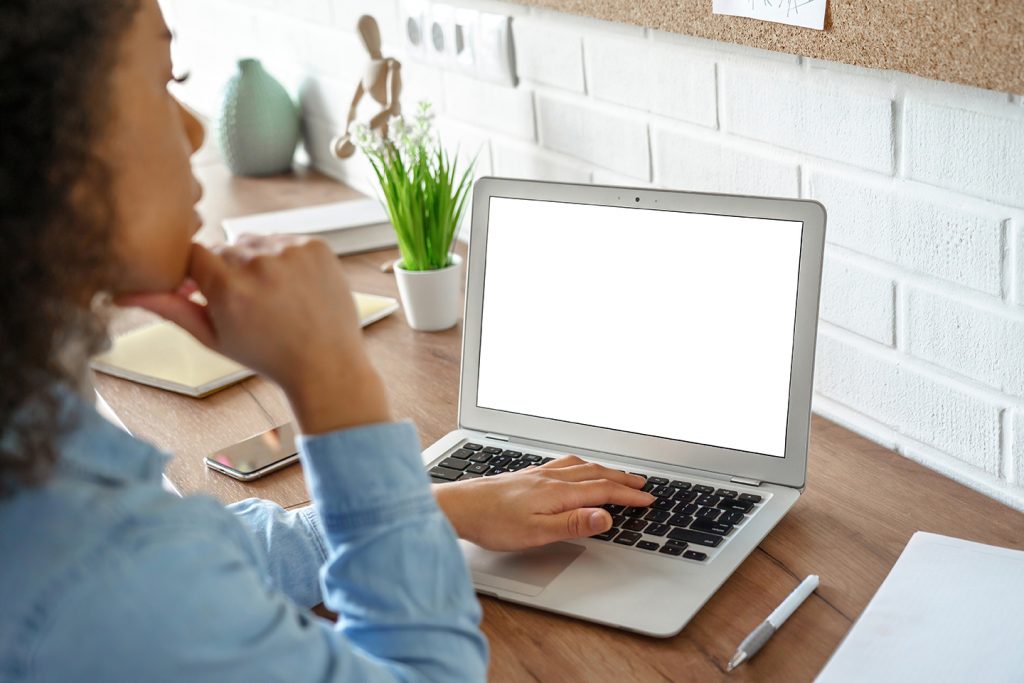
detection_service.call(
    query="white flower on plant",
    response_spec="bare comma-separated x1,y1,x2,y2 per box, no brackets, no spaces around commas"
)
351,122,384,156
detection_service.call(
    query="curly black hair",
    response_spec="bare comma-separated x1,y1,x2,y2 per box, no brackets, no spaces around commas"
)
0,0,140,494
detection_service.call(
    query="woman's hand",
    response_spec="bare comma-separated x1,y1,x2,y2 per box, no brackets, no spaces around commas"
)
115,236,389,434
433,456,656,551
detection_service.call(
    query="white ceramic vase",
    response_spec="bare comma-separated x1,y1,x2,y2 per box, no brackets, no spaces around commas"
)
393,254,463,331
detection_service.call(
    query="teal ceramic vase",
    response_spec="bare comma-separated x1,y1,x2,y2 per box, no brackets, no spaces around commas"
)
216,59,299,176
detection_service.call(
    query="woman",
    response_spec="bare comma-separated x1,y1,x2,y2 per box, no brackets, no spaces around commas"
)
0,1,655,680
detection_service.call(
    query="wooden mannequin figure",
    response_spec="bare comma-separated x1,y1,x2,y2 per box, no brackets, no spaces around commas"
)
331,15,403,159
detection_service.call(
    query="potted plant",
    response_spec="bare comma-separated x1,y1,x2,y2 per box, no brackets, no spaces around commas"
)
351,102,473,331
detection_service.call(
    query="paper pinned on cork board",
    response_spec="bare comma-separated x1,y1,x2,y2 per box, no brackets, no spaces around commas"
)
713,0,827,30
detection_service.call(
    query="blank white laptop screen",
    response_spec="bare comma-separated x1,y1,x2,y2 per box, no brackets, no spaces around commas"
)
476,196,804,458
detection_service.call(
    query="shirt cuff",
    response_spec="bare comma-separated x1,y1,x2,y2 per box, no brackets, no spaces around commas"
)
297,421,437,540
296,505,329,568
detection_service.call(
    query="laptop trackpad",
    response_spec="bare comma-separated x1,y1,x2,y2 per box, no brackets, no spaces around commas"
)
463,541,585,597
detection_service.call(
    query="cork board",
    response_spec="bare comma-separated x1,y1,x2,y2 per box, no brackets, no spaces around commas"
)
511,0,1024,95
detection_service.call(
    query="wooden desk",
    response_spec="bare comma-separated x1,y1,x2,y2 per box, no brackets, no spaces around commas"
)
94,164,1024,683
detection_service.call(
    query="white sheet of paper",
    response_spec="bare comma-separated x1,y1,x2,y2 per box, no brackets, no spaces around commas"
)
816,532,1024,682
713,0,827,30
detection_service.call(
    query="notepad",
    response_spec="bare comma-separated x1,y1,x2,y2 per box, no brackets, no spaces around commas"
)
92,292,399,397
816,532,1024,682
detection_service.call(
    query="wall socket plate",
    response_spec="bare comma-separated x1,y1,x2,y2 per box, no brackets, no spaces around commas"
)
399,0,517,86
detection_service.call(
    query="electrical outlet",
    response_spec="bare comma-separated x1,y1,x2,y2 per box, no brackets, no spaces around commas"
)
399,1,517,86
399,0,428,59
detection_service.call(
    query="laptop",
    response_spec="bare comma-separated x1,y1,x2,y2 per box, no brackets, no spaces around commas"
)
421,177,826,638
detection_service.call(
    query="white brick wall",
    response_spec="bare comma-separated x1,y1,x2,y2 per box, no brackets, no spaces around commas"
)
807,170,1007,296
536,93,650,180
165,0,1024,511
820,252,895,346
652,124,799,197
512,16,585,93
720,67,895,174
904,99,1024,208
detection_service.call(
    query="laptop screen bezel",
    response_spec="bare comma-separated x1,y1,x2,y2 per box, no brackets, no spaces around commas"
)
457,177,826,490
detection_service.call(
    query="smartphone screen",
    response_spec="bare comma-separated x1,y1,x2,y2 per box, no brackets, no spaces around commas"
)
206,423,298,478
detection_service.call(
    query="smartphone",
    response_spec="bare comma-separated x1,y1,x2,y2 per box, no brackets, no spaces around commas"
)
204,423,299,481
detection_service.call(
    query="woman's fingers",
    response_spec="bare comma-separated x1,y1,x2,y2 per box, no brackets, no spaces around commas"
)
555,479,655,510
536,460,646,488
538,454,586,469
114,291,217,348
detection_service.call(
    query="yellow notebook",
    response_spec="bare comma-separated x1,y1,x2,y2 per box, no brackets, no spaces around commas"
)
91,292,399,397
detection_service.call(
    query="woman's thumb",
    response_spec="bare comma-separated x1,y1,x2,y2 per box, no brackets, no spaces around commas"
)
541,508,611,543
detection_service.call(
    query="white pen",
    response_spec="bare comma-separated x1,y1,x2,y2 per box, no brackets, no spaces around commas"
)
727,574,819,672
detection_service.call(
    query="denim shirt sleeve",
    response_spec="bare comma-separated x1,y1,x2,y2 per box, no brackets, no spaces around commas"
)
31,421,488,682
227,498,327,608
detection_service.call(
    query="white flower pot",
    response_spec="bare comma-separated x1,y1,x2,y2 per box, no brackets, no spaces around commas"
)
393,254,463,331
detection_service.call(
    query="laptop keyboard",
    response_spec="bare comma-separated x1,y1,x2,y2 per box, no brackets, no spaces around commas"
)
429,441,769,564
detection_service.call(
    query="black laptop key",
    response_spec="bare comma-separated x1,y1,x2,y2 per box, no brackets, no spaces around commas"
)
696,506,720,521
718,498,755,513
659,544,684,556
507,460,529,471
623,518,648,533
611,514,627,527
523,454,543,462
691,519,733,536
463,443,483,451
539,457,555,464
719,509,745,526
647,476,669,486
652,497,675,511
450,448,474,460
667,528,722,547
683,550,708,561
641,481,656,493
696,494,721,507
644,509,670,523
502,450,522,458
668,513,694,528
467,463,489,474
651,485,677,498
646,522,670,537
637,540,660,551
715,488,738,499
484,468,506,476
693,484,715,494
674,490,699,504
490,455,511,468
673,501,699,516
666,539,688,549
439,457,469,471
591,527,618,541
613,530,642,546
482,446,503,454
469,452,492,463
624,506,647,518
670,480,692,491
429,466,462,481
603,504,625,514
429,476,453,485
738,493,763,503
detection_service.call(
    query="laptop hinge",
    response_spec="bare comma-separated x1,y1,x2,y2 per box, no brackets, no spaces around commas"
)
730,476,762,487
483,433,510,442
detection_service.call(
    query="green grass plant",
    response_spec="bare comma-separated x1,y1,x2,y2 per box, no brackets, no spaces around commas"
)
352,102,473,271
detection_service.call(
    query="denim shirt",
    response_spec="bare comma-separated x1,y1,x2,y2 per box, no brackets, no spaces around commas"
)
0,391,487,682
